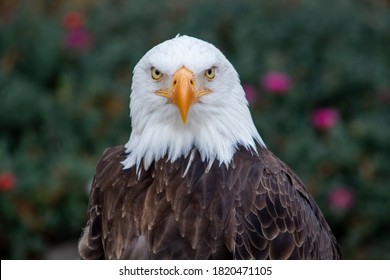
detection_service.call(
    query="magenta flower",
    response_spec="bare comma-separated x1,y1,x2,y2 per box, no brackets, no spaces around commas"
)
62,11,92,51
64,27,92,50
311,107,340,130
327,187,354,212
260,71,292,94
242,84,259,103
0,172,16,192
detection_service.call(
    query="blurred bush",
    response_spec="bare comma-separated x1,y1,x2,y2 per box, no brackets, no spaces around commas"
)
0,0,389,259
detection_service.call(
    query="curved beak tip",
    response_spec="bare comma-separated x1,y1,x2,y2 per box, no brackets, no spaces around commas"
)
177,98,191,125
181,115,187,125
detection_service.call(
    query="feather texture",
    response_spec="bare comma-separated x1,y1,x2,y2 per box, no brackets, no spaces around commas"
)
78,145,341,260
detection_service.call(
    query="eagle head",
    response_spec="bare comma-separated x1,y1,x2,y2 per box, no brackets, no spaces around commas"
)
122,35,264,171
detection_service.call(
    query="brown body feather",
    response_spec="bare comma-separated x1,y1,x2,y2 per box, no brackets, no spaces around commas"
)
78,145,341,259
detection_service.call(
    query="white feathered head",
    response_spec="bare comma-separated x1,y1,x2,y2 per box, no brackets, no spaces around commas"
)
122,35,264,170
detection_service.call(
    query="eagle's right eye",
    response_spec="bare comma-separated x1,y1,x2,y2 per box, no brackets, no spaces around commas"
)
151,67,163,81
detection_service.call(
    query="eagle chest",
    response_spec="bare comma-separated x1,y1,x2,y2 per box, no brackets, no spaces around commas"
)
85,147,340,259
123,159,240,258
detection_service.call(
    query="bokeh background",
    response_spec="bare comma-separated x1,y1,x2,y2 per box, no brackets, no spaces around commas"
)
1,0,390,259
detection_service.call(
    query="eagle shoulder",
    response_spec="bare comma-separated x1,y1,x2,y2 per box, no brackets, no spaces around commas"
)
232,146,341,259
78,145,130,259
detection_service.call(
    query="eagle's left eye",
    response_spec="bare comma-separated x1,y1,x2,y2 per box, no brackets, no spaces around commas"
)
205,67,216,81
151,67,163,81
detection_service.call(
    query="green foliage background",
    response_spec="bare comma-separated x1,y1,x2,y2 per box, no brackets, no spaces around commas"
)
1,0,389,259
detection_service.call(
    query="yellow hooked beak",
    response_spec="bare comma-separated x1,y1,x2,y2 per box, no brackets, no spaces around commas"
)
172,67,196,124
155,67,212,125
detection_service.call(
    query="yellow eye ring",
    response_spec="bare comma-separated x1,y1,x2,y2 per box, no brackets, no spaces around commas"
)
205,67,216,80
151,67,163,80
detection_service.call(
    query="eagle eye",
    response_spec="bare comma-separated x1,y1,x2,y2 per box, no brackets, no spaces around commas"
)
205,67,216,81
151,67,163,81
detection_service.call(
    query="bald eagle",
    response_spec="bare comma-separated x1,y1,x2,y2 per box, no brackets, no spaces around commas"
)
78,35,341,260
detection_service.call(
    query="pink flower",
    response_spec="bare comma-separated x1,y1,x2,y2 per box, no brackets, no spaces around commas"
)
62,11,92,51
64,27,92,50
311,107,340,130
327,187,354,211
242,84,259,103
260,72,292,94
0,172,16,192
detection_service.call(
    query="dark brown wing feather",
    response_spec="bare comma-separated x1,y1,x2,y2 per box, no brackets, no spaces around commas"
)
78,145,341,259
233,147,341,259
